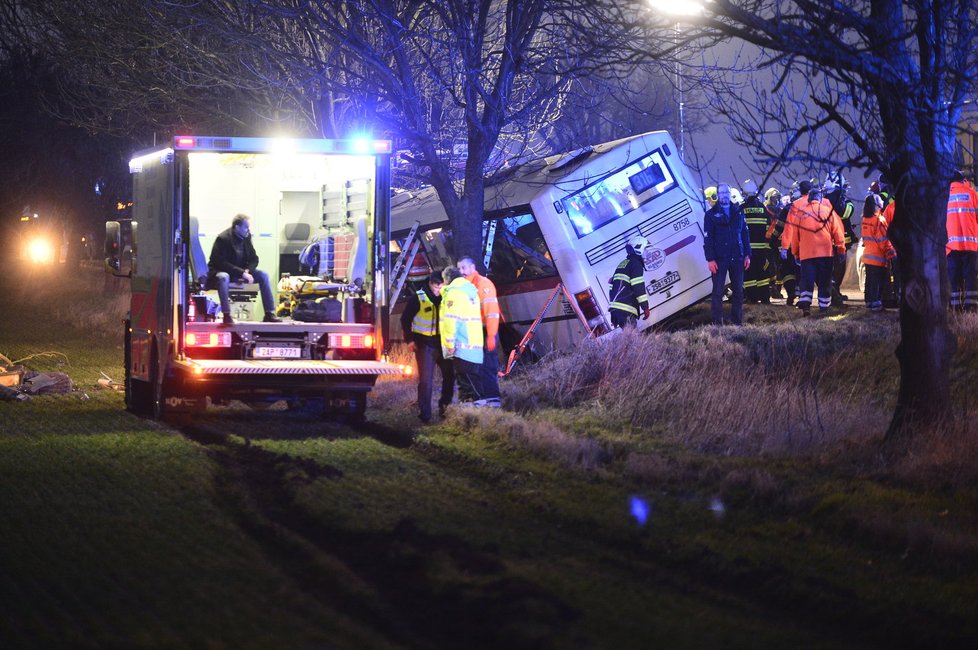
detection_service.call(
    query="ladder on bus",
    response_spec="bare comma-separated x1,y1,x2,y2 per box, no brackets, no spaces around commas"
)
389,220,421,301
499,282,595,377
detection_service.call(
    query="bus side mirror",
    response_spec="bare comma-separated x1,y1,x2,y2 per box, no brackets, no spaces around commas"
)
104,221,121,273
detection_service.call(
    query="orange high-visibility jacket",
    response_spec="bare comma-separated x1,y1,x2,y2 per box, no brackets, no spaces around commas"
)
781,196,845,261
861,213,896,267
946,180,978,253
464,270,501,340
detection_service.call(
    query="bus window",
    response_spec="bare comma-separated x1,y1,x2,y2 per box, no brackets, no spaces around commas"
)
560,148,677,238
485,213,557,286
419,228,454,272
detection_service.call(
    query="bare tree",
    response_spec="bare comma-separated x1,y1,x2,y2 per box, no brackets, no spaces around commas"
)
23,0,670,263
628,0,978,439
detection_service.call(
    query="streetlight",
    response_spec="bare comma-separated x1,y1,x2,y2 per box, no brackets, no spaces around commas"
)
647,0,705,161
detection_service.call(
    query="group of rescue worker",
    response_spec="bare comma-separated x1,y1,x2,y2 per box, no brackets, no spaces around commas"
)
701,172,866,318
400,256,502,424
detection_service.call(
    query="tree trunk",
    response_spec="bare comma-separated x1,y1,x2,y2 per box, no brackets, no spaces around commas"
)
885,175,955,440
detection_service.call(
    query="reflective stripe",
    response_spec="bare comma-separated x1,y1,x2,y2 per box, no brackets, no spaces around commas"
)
609,301,638,315
410,290,437,336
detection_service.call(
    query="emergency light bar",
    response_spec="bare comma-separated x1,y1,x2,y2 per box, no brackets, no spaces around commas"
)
171,136,393,155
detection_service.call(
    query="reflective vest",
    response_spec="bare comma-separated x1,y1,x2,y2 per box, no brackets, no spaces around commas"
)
464,271,501,339
946,181,978,253
861,214,895,267
440,278,484,364
782,197,845,261
410,290,437,337
742,196,771,251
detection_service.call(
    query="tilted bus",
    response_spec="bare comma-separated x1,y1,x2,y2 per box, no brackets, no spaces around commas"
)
390,131,711,357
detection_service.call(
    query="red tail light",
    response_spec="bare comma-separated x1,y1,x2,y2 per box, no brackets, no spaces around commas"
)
574,288,610,336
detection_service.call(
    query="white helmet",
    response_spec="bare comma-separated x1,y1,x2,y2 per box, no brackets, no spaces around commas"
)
628,235,650,253
742,178,758,196
729,187,744,204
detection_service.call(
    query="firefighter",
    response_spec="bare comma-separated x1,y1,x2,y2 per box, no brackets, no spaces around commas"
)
704,186,718,209
703,184,751,325
781,183,845,315
608,236,651,328
741,179,773,303
764,187,796,304
457,256,502,407
824,171,857,305
440,266,484,404
946,170,978,311
400,270,455,423
861,194,896,311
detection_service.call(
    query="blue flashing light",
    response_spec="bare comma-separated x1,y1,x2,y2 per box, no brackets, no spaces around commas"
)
352,138,371,154
629,495,650,525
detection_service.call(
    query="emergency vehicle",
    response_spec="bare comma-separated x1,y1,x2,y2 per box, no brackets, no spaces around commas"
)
107,135,406,421
390,131,711,357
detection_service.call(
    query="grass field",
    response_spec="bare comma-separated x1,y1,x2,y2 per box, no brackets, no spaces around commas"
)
2,264,977,649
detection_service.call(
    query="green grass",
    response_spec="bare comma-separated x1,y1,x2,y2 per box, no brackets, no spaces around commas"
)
2,265,977,648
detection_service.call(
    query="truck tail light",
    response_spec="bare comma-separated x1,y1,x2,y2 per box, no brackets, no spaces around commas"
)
328,333,374,349
185,331,232,348
574,288,610,336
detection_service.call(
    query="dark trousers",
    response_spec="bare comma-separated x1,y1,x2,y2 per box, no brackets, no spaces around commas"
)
864,264,888,311
711,257,745,325
947,250,978,309
454,358,483,403
414,340,455,420
798,257,834,310
744,249,771,303
610,309,638,329
480,333,501,400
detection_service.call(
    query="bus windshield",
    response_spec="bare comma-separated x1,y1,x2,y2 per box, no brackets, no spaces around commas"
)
560,148,677,238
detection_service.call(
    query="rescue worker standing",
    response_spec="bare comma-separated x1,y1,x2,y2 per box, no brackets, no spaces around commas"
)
608,236,651,328
440,266,484,403
703,183,751,325
457,256,502,407
861,194,896,311
764,187,797,304
946,170,978,311
781,183,845,315
741,179,773,303
824,172,857,305
400,270,455,423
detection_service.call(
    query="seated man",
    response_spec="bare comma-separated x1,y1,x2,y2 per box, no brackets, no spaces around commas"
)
206,213,280,324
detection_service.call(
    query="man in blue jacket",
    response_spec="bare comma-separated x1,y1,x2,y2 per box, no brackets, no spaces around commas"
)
703,183,751,325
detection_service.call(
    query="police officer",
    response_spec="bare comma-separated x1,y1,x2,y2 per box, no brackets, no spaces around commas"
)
400,270,455,423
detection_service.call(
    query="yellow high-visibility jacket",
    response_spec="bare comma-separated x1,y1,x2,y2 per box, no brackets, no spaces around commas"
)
439,278,484,364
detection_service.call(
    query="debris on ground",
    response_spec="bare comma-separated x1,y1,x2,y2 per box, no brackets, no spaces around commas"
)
1,351,74,401
98,372,125,391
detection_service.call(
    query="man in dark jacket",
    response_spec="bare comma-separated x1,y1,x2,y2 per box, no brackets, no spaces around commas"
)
703,183,751,325
608,236,651,329
400,270,455,423
207,213,280,325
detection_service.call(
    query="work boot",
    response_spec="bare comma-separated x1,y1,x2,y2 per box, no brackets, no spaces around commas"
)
222,314,234,326
263,312,282,323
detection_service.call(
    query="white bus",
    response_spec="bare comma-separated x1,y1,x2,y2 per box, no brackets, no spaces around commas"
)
391,131,711,358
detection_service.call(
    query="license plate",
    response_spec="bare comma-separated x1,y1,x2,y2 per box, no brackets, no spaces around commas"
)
253,346,301,359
